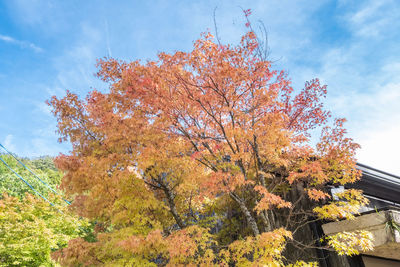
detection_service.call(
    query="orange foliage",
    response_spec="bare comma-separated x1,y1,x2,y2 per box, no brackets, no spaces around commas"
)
48,13,366,265
307,188,331,201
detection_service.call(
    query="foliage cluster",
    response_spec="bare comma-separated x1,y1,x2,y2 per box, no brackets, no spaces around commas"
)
0,155,89,266
0,155,62,198
0,193,87,266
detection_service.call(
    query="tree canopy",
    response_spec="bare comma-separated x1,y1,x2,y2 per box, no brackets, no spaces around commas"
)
0,155,89,266
48,26,373,266
0,155,62,198
0,193,88,267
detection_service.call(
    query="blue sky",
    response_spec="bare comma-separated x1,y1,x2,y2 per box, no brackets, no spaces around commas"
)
1,0,400,174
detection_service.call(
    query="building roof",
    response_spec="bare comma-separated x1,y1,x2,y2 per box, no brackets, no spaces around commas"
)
349,163,400,204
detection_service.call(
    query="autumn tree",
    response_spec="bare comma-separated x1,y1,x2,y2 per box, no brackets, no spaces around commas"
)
49,14,373,266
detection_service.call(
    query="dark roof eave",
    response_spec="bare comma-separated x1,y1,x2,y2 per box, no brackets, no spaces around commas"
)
349,163,400,203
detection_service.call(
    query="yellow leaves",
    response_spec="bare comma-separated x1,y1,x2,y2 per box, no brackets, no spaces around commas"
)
257,228,293,250
336,189,368,205
227,237,254,266
324,230,374,256
111,175,166,229
313,202,357,221
226,228,292,266
287,261,319,267
313,189,369,220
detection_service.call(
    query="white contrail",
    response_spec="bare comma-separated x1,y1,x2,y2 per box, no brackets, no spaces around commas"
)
0,34,43,53
104,20,112,57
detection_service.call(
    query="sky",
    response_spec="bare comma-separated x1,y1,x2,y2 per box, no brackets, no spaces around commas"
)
0,0,400,174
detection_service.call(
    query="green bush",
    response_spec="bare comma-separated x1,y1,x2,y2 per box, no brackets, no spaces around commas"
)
0,193,87,266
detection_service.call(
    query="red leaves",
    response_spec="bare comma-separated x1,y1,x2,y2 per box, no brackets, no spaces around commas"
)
244,9,252,28
166,229,197,259
119,229,165,256
243,9,252,17
283,78,331,137
119,226,213,266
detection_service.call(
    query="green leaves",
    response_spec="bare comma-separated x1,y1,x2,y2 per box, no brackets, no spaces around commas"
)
0,155,62,199
0,193,85,266
0,155,88,266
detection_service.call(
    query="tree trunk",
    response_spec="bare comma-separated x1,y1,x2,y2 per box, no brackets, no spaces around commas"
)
163,186,186,229
230,192,260,236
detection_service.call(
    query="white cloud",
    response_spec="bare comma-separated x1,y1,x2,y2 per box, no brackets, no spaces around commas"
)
345,0,400,38
323,62,400,174
5,0,61,33
357,124,400,175
3,134,16,152
35,102,52,115
44,86,64,97
51,23,106,94
30,137,63,157
281,1,400,175
0,34,43,52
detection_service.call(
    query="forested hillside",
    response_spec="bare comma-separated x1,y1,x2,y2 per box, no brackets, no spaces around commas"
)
0,155,62,198
0,154,88,267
